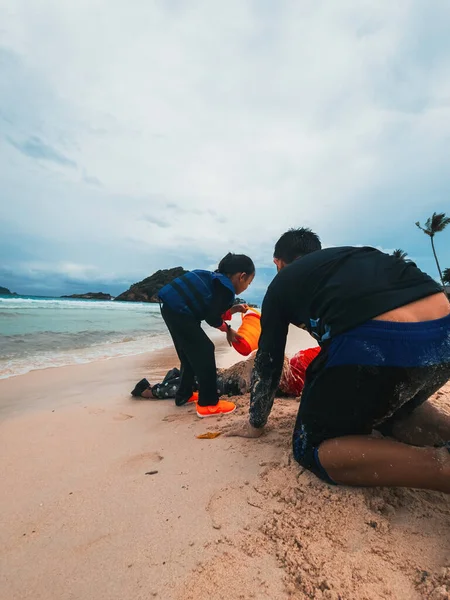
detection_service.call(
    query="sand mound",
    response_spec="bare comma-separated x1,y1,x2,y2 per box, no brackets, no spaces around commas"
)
259,461,450,599
218,355,255,394
202,383,450,599
218,354,295,396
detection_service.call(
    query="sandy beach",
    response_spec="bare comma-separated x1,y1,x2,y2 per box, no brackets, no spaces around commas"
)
1,328,449,600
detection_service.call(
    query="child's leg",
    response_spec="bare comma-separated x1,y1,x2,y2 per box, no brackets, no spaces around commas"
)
161,306,218,406
373,355,450,445
161,306,196,405
318,436,450,492
175,355,196,405
166,314,220,406
151,377,181,399
378,387,450,447
182,330,218,407
292,356,450,491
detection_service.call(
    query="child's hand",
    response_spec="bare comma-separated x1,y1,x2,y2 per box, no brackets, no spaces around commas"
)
226,327,241,346
230,304,248,315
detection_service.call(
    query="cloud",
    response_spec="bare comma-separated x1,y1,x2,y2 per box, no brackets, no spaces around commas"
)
142,214,170,229
1,0,450,298
0,261,132,297
7,135,76,167
82,171,102,186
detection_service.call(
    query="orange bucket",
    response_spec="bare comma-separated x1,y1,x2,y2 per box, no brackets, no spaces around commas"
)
232,310,261,356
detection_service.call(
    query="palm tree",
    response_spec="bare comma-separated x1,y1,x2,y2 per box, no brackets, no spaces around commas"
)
443,267,450,286
391,249,408,261
415,212,450,289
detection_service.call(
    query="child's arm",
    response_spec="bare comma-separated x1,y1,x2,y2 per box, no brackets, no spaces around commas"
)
212,304,247,326
249,290,289,428
226,292,289,439
219,308,233,323
229,304,248,315
204,283,234,330
205,284,241,344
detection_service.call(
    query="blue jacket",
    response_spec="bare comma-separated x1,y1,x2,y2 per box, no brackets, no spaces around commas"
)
158,270,236,322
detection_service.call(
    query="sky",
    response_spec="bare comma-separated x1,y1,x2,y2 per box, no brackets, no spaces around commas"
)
1,0,450,302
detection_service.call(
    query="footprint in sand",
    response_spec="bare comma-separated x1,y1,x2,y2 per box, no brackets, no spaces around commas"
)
206,486,260,531
124,451,164,470
162,412,194,423
87,407,106,415
113,413,134,421
87,408,134,421
75,532,113,555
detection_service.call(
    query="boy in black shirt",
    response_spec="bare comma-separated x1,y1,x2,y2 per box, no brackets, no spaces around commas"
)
230,229,450,494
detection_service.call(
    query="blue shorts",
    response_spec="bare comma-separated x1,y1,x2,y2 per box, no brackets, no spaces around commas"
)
292,314,450,484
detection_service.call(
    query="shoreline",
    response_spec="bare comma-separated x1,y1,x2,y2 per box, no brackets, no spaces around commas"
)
0,324,311,418
0,336,235,419
0,337,172,383
0,309,243,382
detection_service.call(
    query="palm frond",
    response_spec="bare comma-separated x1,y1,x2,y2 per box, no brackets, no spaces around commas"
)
392,249,408,260
416,212,449,236
430,212,450,233
443,267,450,286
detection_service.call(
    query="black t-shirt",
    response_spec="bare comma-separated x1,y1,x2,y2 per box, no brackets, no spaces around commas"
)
249,246,442,428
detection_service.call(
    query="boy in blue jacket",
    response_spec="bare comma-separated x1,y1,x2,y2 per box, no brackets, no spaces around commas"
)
158,253,255,417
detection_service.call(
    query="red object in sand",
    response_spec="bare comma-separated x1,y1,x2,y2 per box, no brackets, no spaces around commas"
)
280,346,321,396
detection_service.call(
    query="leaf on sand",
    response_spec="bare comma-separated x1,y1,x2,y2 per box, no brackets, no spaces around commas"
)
196,432,222,439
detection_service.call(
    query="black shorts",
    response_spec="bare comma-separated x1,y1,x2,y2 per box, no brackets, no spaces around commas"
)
292,314,450,484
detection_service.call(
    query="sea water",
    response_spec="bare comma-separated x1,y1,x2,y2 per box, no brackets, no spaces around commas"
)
0,295,172,379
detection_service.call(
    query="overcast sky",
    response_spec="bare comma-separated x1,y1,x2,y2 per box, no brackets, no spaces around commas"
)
1,0,450,301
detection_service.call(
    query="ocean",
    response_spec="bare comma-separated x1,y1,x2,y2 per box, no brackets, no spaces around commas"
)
0,295,173,379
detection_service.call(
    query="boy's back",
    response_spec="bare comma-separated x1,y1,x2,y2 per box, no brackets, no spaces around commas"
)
267,246,442,340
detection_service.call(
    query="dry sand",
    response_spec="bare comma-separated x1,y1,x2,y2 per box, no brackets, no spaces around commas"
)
1,327,449,600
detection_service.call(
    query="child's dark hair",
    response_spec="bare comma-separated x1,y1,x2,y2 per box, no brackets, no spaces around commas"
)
216,253,255,276
273,228,321,264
